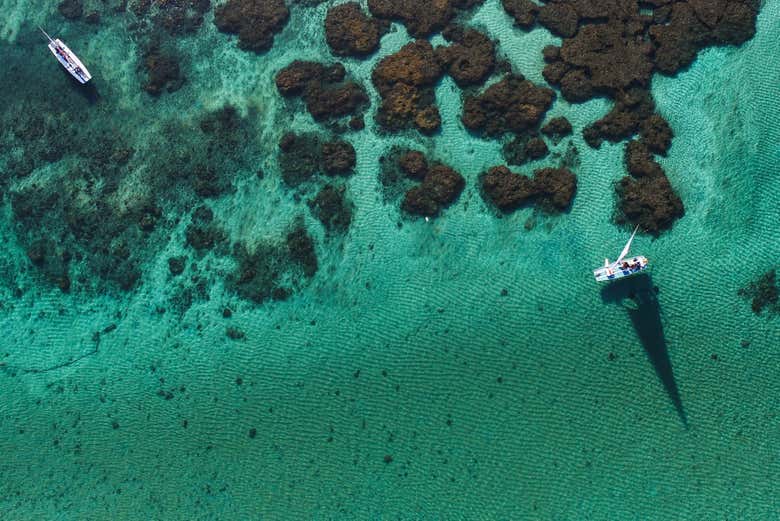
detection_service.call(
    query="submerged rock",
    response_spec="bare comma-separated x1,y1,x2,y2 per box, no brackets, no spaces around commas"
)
435,26,496,87
582,89,656,149
372,40,444,134
214,0,289,53
738,269,779,315
501,0,538,28
322,141,356,175
381,149,464,218
309,184,353,233
615,175,684,236
276,60,369,122
402,165,465,217
286,224,318,278
481,165,577,213
58,0,83,20
278,132,322,186
368,0,453,38
462,74,555,137
541,117,573,139
398,150,428,181
278,133,356,186
325,2,386,57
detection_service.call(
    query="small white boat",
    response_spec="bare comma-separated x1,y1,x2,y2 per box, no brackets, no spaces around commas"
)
39,27,92,84
593,225,649,282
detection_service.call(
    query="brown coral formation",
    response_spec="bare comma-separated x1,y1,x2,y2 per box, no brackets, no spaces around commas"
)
616,175,684,235
738,269,779,316
530,1,759,233
58,0,83,20
367,0,484,38
402,164,465,217
503,134,550,166
435,26,496,87
541,116,573,140
501,0,538,28
325,2,387,57
481,165,577,213
214,0,289,53
372,40,444,134
462,74,555,137
380,149,465,217
308,184,353,233
278,133,356,186
322,141,357,175
276,61,369,122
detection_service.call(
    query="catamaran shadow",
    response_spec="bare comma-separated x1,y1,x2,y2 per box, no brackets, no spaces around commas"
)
60,68,100,104
600,274,688,428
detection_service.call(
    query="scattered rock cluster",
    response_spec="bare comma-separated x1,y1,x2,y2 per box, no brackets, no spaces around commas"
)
738,269,779,316
371,26,497,134
372,40,444,134
520,0,759,233
380,149,466,218
278,132,356,187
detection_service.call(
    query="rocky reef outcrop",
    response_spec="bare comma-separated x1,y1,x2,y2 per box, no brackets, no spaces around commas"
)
462,74,555,137
278,133,356,187
531,0,759,234
372,40,444,134
367,0,485,38
214,0,289,52
276,61,369,123
325,2,387,58
435,26,496,87
481,165,577,213
380,149,465,218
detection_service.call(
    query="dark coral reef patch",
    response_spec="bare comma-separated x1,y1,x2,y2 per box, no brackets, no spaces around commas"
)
435,26,496,88
481,165,577,214
738,269,779,316
308,184,353,234
278,132,356,187
372,40,444,134
276,61,369,123
463,74,555,138
214,0,289,53
380,149,465,218
325,2,388,58
367,0,485,38
533,0,759,233
142,42,185,96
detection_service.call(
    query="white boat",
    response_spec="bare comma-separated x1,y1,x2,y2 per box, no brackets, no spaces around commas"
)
593,225,649,282
39,27,92,84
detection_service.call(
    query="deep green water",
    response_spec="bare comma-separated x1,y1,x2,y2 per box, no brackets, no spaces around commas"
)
1,1,779,519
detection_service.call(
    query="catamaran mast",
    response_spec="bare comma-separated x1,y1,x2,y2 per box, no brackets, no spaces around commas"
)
38,26,55,44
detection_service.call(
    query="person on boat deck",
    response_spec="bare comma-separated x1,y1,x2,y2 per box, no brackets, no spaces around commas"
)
621,261,629,269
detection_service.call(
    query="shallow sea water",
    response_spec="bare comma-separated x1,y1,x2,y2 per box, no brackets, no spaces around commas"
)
0,0,778,519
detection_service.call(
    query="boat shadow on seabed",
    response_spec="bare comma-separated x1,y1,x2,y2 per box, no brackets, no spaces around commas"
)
60,67,100,104
600,273,688,428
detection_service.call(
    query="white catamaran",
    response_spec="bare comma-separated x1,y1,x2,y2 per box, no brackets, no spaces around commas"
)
593,225,648,282
39,27,92,84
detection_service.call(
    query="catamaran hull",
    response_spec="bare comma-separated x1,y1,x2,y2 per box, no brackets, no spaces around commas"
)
48,39,91,84
593,256,649,282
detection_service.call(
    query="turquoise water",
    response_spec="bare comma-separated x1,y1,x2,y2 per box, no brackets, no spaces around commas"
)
1,1,778,519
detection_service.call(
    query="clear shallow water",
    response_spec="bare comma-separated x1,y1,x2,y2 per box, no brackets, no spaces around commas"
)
0,1,778,519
